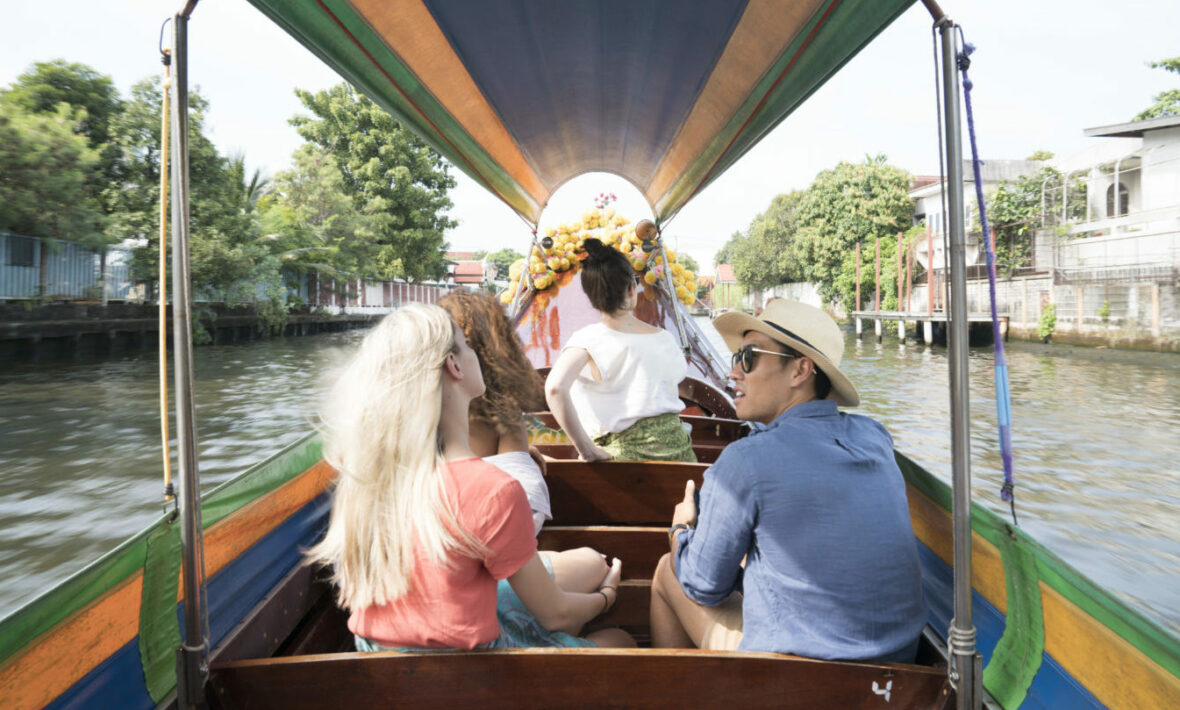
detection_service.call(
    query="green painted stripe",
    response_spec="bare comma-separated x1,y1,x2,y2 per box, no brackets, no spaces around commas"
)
247,0,542,223
0,433,322,665
655,0,914,222
896,452,1180,680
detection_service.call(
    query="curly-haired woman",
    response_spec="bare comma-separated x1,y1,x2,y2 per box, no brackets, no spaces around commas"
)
439,289,625,627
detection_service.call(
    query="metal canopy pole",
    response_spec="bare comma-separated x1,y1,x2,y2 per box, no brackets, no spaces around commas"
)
936,16,980,710
171,3,208,707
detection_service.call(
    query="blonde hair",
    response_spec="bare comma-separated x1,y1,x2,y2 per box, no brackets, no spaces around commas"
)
306,303,485,611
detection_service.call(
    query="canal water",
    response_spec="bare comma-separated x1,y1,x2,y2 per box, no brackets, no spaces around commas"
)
1,321,1177,639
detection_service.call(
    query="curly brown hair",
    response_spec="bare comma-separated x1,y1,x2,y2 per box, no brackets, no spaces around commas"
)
438,289,546,435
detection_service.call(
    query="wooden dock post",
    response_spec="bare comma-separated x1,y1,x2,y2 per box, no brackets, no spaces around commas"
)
855,242,863,339
927,228,934,316
923,320,934,345
897,233,905,341
874,237,881,342
875,317,883,343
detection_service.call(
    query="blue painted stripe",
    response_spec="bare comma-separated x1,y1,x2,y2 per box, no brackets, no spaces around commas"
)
48,494,331,709
916,540,1103,709
420,0,748,188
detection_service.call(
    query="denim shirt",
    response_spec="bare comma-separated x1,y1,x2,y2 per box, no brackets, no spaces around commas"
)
674,399,927,660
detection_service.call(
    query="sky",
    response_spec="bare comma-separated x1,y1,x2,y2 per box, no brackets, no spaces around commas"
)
3,0,1178,275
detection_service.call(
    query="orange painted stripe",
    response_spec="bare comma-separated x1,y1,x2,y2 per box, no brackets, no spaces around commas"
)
905,485,1007,612
644,0,825,204
0,462,334,710
0,577,143,710
1041,584,1180,708
199,460,336,585
347,0,548,207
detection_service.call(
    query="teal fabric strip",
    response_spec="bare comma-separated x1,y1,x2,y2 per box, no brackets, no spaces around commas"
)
138,518,182,703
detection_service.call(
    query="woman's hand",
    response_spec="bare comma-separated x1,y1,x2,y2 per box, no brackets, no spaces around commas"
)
672,479,697,527
598,557,623,613
579,443,613,462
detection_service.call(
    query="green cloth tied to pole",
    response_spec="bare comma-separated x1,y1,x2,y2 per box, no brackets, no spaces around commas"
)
139,518,182,703
595,413,696,462
983,530,1045,709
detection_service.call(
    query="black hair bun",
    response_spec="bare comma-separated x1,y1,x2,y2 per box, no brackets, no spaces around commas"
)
582,238,606,259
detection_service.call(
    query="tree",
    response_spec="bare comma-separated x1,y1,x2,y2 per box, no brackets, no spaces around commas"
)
731,190,806,289
793,156,914,309
259,144,370,277
484,247,524,280
1,60,124,212
291,84,457,282
1025,150,1054,161
988,166,1085,276
107,77,260,300
677,253,700,275
1134,57,1180,121
0,103,104,244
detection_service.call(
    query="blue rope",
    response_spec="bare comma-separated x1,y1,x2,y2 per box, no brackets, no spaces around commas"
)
957,35,1018,525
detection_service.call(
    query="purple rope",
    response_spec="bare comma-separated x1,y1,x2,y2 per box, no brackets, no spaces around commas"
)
958,38,1017,521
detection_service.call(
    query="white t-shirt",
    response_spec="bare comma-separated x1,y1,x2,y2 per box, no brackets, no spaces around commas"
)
563,322,687,439
483,451,551,535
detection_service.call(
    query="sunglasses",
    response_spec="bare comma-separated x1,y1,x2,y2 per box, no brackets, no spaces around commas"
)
731,345,797,374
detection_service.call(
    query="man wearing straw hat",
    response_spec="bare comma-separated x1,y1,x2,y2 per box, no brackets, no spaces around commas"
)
650,300,926,662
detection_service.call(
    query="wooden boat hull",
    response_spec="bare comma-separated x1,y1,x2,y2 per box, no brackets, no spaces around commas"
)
2,431,1178,708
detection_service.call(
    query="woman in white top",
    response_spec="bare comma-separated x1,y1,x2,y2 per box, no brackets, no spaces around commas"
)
545,238,696,462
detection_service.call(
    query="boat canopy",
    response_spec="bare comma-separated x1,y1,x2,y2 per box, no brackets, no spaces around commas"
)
246,0,915,226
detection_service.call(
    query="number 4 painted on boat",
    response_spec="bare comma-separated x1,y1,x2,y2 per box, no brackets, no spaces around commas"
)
872,680,892,702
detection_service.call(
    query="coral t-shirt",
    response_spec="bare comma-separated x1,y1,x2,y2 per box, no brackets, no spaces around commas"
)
347,458,538,648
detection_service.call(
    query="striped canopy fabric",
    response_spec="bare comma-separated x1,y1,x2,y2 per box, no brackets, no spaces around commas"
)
248,0,915,225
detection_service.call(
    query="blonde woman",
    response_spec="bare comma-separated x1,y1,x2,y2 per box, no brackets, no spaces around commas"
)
439,289,615,601
307,304,632,650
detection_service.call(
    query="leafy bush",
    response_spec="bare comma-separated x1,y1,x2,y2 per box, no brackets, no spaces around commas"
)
1038,303,1057,342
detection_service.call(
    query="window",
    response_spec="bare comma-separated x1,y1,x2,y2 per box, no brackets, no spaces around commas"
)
1106,183,1129,218
6,235,34,268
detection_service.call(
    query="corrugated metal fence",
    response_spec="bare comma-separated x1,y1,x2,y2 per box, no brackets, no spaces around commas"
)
0,233,138,301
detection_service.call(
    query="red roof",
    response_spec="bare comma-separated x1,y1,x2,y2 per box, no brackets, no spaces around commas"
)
446,250,480,261
717,264,736,284
453,260,485,283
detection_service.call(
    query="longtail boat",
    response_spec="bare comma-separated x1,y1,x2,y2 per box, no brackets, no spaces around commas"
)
1,1,1178,709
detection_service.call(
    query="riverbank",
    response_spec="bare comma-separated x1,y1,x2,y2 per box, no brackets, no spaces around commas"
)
0,302,383,361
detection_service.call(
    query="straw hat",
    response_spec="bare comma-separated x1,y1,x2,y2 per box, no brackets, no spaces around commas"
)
714,300,859,407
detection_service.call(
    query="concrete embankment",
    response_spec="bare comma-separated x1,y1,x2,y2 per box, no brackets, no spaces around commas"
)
0,302,381,361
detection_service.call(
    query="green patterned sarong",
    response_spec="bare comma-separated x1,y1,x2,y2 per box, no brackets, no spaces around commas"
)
594,412,696,462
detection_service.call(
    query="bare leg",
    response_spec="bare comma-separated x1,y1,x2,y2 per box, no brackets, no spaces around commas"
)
650,553,742,649
541,547,609,593
586,627,637,648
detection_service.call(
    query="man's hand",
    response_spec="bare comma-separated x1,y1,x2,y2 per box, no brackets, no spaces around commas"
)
672,479,697,527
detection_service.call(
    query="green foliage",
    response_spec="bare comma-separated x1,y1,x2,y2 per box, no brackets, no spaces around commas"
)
0,103,105,244
988,166,1085,276
255,283,290,336
793,158,914,309
1025,150,1054,161
1098,299,1110,323
0,60,123,191
291,84,456,282
714,231,742,267
731,191,807,290
259,144,367,277
1134,57,1180,121
677,253,700,275
1038,303,1057,342
484,247,525,280
107,77,264,300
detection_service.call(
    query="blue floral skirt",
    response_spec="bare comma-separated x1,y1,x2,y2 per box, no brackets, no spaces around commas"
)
355,556,596,652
